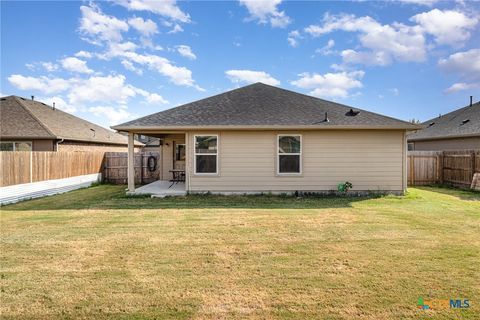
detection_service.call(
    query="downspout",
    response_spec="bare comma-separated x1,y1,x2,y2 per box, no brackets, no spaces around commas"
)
56,138,64,151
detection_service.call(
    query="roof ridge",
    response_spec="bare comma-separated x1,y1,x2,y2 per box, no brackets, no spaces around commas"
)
13,96,57,138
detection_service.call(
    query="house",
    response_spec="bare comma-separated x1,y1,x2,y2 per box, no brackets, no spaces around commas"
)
407,99,480,151
112,83,420,195
0,95,142,152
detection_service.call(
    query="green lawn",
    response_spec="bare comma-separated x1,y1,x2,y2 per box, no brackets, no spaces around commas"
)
1,185,479,319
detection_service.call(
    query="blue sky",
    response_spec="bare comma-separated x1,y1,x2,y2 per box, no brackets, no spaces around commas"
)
1,0,479,128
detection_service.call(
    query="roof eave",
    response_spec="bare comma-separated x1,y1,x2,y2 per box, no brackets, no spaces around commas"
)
408,132,480,142
0,135,57,140
111,124,422,132
57,136,144,146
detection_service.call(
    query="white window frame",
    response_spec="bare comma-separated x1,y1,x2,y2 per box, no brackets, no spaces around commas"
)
277,134,302,175
0,141,32,151
193,134,219,175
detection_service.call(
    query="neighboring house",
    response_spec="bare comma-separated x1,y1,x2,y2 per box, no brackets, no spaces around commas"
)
408,100,480,151
112,83,420,195
136,134,161,152
0,95,142,152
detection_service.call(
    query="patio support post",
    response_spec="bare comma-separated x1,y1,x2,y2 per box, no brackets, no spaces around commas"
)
128,132,135,192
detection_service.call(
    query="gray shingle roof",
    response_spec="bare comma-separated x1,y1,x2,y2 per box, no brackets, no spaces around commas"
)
1,96,141,145
408,101,480,141
113,83,419,130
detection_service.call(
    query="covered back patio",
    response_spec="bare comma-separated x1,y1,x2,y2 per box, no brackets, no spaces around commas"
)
126,131,188,197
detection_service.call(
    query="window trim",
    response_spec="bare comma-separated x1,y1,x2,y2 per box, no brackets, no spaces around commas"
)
0,141,32,151
277,134,302,175
193,134,219,175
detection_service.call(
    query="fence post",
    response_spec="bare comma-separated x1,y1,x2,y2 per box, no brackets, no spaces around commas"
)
140,153,144,185
409,155,414,186
472,151,476,183
29,151,33,183
437,152,443,184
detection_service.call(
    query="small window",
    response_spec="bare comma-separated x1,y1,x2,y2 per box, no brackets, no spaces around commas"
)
0,142,14,151
278,135,301,174
407,142,414,151
194,135,218,174
0,141,32,151
175,144,186,161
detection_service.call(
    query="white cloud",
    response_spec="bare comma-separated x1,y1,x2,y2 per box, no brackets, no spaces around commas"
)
287,30,301,47
8,73,164,106
41,62,59,72
75,51,93,59
132,88,168,104
411,9,478,46
291,70,365,98
25,62,59,72
304,10,478,67
239,0,291,28
397,0,438,6
439,48,480,76
38,96,77,113
103,47,203,90
225,69,280,86
114,0,190,23
341,50,391,66
145,93,168,104
8,74,71,94
88,105,135,126
79,3,129,44
167,23,184,34
439,48,480,93
121,60,143,75
61,57,94,74
315,39,335,56
444,82,480,93
305,13,426,66
128,17,158,37
67,75,137,104
176,45,197,60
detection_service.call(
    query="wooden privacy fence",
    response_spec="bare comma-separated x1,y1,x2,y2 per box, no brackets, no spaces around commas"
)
408,150,480,188
0,151,105,187
103,152,160,185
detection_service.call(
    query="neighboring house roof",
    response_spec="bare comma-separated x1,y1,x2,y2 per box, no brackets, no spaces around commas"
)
408,101,480,141
112,83,419,130
1,95,142,146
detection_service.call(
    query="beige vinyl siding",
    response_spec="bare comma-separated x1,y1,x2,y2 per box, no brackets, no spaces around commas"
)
188,130,405,192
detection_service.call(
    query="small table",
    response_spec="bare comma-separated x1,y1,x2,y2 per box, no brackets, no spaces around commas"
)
169,169,185,188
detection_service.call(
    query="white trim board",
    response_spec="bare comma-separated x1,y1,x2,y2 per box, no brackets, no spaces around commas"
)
0,173,101,205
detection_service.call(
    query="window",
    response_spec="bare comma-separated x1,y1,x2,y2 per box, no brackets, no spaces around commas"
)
278,135,301,174
407,143,414,151
0,141,32,151
194,135,218,174
175,144,186,161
